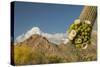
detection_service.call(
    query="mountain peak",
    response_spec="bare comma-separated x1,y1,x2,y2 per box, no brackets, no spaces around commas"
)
24,27,41,39
15,26,66,45
15,27,41,43
26,27,41,35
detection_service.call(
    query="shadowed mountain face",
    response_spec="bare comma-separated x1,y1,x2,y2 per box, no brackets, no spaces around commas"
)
13,30,97,65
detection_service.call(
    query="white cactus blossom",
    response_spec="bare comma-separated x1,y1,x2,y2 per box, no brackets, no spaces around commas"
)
68,35,73,40
85,20,91,24
81,43,88,49
63,38,70,44
74,19,80,24
68,30,77,40
69,30,77,37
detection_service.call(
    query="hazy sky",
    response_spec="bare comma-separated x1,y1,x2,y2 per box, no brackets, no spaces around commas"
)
14,1,83,38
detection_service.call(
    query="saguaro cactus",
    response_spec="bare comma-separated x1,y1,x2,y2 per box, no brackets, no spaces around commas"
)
68,6,97,49
79,6,97,25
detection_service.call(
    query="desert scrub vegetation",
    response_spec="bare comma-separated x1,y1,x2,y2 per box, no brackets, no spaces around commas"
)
45,54,64,63
14,44,32,65
14,41,96,65
14,44,96,65
14,44,45,65
14,45,65,65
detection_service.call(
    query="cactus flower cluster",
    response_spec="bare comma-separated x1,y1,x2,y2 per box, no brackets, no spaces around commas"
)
68,19,92,49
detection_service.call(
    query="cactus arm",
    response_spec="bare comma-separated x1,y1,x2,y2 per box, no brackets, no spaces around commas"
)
79,6,97,25
67,6,97,49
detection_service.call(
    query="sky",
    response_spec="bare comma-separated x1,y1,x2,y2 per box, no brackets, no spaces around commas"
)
14,1,83,39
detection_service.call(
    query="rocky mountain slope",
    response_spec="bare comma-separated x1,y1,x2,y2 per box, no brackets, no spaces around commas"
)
13,30,97,65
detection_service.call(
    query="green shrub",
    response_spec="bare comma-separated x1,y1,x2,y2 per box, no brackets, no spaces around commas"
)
46,55,64,63
14,44,45,65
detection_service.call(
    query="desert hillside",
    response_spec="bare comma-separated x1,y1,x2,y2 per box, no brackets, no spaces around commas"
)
12,30,97,65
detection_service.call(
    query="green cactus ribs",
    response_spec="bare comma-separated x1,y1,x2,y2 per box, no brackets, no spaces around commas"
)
68,19,92,49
